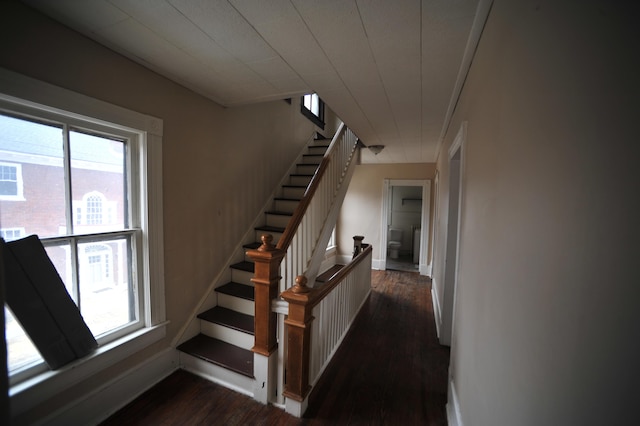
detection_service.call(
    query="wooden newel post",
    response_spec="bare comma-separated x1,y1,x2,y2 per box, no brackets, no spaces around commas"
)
246,234,285,356
353,235,365,258
281,275,313,401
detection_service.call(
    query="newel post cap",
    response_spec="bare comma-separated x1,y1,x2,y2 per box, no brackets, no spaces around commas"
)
292,275,310,294
258,234,275,251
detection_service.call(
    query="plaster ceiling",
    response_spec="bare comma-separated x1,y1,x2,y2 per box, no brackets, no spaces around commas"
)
23,0,486,164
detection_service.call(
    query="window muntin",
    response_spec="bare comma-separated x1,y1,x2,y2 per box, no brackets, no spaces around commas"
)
0,110,141,378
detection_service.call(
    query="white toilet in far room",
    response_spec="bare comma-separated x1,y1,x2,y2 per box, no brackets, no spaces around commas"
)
388,228,402,259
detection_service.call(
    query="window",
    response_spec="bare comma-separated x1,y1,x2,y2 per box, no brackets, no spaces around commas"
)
0,227,25,241
0,162,24,200
0,69,165,411
301,93,325,129
74,191,118,228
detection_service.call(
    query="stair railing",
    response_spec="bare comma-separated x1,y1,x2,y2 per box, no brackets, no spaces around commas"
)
280,243,373,409
247,123,359,409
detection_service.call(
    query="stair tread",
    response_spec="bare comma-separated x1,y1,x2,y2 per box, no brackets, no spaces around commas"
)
255,225,285,233
230,261,254,273
177,334,254,378
274,197,301,201
198,306,254,335
290,173,314,177
266,210,293,216
216,282,255,301
316,264,345,283
243,242,262,250
282,184,306,188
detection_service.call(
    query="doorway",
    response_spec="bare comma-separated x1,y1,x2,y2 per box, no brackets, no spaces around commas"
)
380,179,430,274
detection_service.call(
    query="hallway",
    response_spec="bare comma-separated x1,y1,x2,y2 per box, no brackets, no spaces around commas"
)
101,270,449,425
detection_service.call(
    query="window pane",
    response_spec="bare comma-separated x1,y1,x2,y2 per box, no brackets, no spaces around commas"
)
70,130,126,233
0,114,64,237
77,237,134,337
44,243,75,300
5,306,42,373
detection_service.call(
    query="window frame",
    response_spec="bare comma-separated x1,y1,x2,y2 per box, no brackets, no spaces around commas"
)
300,93,325,130
0,68,166,416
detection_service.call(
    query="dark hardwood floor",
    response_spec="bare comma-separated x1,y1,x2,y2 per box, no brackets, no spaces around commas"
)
100,270,450,425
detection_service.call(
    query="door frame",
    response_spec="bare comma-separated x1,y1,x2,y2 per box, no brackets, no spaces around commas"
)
379,179,431,275
440,122,466,346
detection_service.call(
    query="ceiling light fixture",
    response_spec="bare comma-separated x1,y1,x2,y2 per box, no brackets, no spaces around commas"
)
368,145,385,155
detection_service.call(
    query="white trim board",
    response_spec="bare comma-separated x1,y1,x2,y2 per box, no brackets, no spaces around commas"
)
436,0,493,161
431,282,442,339
447,378,464,426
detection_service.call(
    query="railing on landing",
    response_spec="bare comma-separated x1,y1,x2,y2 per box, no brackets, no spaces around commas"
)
280,243,373,404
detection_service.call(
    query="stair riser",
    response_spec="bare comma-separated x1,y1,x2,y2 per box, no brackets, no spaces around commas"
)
274,200,298,213
200,321,254,350
296,164,318,174
180,353,255,397
307,146,328,155
282,187,305,199
302,155,323,164
289,175,313,186
218,293,254,316
231,268,255,286
266,214,291,229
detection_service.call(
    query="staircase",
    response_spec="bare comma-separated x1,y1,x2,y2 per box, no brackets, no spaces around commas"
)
176,134,331,395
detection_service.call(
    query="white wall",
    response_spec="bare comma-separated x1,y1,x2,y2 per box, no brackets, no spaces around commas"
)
338,163,436,266
434,1,640,425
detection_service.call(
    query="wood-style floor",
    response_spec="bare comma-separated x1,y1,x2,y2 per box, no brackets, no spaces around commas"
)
100,270,450,425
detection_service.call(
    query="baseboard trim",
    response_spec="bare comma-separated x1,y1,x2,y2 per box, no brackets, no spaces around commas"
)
36,348,178,425
431,280,442,339
420,263,431,276
371,258,384,270
447,378,464,426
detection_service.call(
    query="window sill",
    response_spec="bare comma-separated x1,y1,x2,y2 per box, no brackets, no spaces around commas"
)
9,321,168,417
